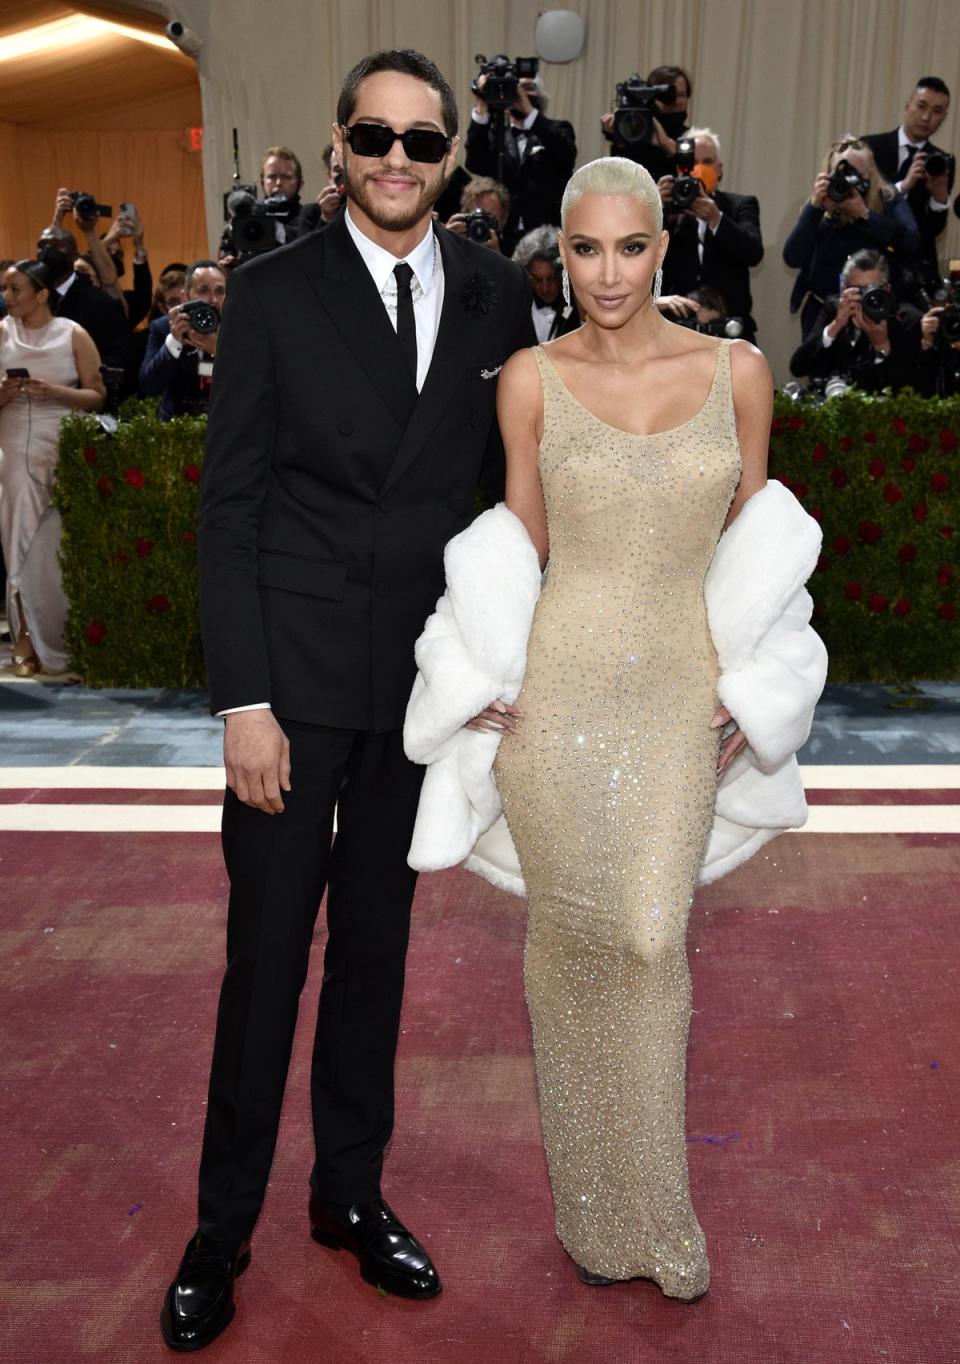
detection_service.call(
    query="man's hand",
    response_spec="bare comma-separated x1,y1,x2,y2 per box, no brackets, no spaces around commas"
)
688,192,721,227
656,294,697,318
316,184,343,223
224,710,291,813
827,286,861,338
657,174,675,208
168,304,193,344
859,311,891,354
187,329,217,355
52,186,73,227
514,79,536,118
926,165,951,204
601,111,615,137
900,151,928,194
921,305,942,349
810,172,831,209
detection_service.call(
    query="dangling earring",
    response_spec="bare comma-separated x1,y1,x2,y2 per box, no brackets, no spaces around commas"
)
562,266,571,309
652,267,663,303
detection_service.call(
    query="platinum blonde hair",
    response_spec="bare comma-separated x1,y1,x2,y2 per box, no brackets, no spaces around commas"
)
686,126,722,159
560,157,663,235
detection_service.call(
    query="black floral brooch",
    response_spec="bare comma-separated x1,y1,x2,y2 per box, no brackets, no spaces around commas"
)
462,270,498,319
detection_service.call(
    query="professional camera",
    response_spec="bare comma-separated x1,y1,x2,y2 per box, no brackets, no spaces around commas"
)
676,314,745,339
670,136,701,209
924,150,955,179
69,190,112,220
224,189,282,260
180,299,221,334
464,207,500,244
856,283,895,323
611,74,676,145
826,158,870,204
472,54,539,111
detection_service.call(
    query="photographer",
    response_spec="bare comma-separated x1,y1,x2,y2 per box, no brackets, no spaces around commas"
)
298,143,346,234
466,62,576,242
511,225,580,341
259,146,304,242
445,176,510,254
783,137,920,337
789,249,921,394
917,301,960,397
51,189,154,332
656,128,763,342
139,260,226,420
35,224,128,370
220,145,305,268
602,64,693,183
863,78,954,292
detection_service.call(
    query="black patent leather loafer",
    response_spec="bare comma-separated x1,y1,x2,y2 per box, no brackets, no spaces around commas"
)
160,1230,251,1351
309,1194,441,1299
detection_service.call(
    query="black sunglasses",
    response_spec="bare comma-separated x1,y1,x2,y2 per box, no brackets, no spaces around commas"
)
343,122,452,164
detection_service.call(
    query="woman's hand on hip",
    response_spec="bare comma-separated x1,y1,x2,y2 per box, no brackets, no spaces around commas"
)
465,700,521,734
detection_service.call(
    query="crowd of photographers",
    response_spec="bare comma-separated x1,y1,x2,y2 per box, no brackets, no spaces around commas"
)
4,60,960,433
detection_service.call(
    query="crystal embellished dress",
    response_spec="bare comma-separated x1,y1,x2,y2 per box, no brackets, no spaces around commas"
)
494,339,741,1297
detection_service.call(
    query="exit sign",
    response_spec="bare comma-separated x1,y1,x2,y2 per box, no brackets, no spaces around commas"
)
188,127,204,152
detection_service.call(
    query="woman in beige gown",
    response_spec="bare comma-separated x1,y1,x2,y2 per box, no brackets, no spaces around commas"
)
0,261,104,674
472,159,773,1300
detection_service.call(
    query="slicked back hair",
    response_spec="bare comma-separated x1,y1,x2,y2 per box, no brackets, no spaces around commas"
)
337,48,458,137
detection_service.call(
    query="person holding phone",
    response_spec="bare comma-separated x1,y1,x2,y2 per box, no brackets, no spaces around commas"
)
0,260,105,675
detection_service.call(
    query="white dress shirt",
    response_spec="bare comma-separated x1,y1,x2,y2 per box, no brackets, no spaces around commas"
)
219,207,446,716
896,124,948,211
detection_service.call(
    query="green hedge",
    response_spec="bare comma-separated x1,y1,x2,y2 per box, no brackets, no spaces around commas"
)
768,387,960,682
55,401,207,688
54,390,960,688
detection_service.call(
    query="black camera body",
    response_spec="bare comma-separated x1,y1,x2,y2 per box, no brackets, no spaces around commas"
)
223,189,282,260
669,136,701,209
70,191,112,220
472,54,539,110
858,283,895,323
465,207,500,244
612,75,676,145
923,150,955,179
826,159,870,204
180,299,221,334
676,314,745,339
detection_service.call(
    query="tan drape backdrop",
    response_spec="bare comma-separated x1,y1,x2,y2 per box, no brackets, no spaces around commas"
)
10,0,960,377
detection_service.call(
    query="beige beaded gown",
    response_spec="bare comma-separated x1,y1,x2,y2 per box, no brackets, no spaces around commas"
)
494,339,741,1297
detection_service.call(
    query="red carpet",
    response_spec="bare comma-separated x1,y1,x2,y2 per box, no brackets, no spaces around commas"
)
2,829,958,1363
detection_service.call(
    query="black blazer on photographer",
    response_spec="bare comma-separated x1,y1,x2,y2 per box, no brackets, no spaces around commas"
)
465,111,576,240
661,190,764,337
198,212,534,730
863,129,954,276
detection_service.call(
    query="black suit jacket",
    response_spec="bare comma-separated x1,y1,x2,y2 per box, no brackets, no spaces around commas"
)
465,111,577,239
56,273,128,370
863,129,954,277
661,190,764,337
199,212,534,730
789,298,922,393
138,316,206,421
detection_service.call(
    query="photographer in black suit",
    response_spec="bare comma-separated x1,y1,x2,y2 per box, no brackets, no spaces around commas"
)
863,78,953,291
601,64,693,183
160,48,534,1352
656,128,763,342
512,224,580,342
917,299,960,397
789,248,922,394
465,69,576,241
139,261,226,420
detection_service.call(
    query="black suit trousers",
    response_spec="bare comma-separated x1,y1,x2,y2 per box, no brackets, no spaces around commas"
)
197,719,424,1241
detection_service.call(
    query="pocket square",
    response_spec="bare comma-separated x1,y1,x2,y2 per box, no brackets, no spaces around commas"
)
480,365,503,380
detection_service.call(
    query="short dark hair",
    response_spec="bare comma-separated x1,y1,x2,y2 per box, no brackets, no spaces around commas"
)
915,76,950,99
648,64,694,101
337,48,458,137
185,259,224,290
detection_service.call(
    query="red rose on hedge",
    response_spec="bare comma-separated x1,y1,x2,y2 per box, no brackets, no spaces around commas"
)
858,520,882,544
897,543,917,565
135,538,153,558
180,530,197,543
939,429,958,453
937,565,955,587
913,502,928,523
863,430,877,445
868,458,886,479
124,467,145,490
184,464,201,484
85,621,106,644
110,551,130,565
97,476,112,498
830,467,849,488
938,603,957,622
901,456,915,473
931,472,950,493
82,445,97,466
838,436,854,453
867,593,889,613
788,415,805,431
942,526,954,539
892,416,907,436
845,582,863,601
833,535,852,556
908,433,931,453
812,443,827,464
893,599,912,617
883,482,903,504
146,594,171,613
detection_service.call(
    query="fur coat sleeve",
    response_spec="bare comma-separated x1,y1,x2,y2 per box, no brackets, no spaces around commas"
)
404,482,828,894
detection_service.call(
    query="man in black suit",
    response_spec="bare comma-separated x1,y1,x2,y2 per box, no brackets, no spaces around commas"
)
656,128,763,342
35,226,128,369
139,260,226,419
466,71,576,242
601,63,693,184
512,225,580,342
789,248,922,393
160,49,533,1352
863,77,954,291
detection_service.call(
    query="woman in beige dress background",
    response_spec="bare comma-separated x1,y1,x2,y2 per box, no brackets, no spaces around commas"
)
0,260,104,675
470,158,773,1301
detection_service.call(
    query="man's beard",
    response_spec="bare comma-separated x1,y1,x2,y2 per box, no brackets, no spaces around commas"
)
343,158,447,232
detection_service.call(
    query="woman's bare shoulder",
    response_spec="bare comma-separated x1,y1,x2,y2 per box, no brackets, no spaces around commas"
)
729,336,773,390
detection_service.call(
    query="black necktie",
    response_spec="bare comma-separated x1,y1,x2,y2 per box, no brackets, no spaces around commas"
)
897,144,920,181
393,263,417,384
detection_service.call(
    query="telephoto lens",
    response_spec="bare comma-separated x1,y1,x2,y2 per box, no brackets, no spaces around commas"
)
859,285,894,323
179,300,221,334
